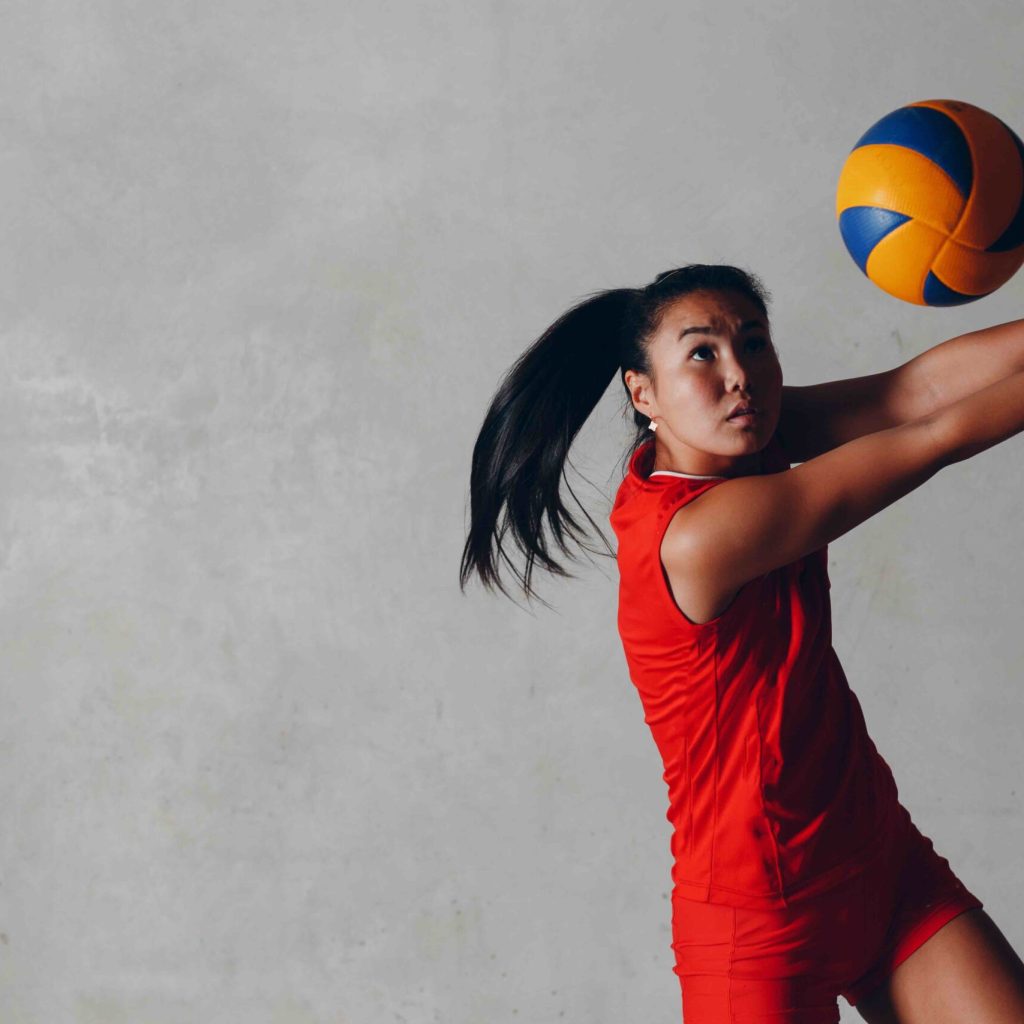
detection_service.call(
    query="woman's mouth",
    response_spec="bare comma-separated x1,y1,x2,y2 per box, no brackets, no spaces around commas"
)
727,404,759,423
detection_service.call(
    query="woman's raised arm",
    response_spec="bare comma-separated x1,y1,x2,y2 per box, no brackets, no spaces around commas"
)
665,365,1024,613
779,317,1024,463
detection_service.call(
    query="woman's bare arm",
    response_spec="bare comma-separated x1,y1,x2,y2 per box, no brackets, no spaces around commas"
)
665,365,1024,604
779,318,1024,463
900,317,1024,413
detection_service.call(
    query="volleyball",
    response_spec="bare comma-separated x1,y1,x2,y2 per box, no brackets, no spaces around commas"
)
836,99,1024,305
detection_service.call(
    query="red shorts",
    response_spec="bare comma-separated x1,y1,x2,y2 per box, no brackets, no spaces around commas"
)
671,804,983,1023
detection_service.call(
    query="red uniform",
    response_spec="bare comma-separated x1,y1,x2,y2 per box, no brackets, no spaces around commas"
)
609,433,982,1020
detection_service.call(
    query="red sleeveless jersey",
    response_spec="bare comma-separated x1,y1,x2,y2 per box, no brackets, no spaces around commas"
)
609,434,901,909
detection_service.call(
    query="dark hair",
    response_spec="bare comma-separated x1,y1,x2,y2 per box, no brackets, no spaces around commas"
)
459,264,772,604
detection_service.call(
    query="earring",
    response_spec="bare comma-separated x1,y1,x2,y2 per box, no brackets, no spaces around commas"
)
648,419,657,432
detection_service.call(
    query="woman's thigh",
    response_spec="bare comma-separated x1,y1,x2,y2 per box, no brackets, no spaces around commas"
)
855,907,1024,1024
843,813,987,1013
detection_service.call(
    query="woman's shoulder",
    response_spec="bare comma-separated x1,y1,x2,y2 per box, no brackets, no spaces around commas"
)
657,431,797,623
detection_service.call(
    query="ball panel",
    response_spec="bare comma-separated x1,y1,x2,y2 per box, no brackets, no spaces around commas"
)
853,105,973,198
989,200,1024,253
987,124,1024,252
915,100,1024,249
838,207,910,273
922,272,989,306
836,145,964,232
864,218,948,304
931,237,1024,295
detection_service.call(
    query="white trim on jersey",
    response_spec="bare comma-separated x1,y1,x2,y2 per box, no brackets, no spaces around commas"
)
649,470,726,480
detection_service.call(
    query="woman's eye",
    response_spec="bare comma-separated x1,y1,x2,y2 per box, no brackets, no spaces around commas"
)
691,338,768,361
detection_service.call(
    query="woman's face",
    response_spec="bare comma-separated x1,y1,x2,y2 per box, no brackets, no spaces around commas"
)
625,288,784,477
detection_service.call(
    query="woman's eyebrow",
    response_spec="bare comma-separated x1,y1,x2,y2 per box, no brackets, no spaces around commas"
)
678,319,766,340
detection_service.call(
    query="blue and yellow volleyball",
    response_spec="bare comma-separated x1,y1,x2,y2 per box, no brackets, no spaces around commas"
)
836,99,1024,305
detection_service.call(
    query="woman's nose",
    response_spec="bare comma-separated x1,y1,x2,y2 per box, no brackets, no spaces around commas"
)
725,357,751,391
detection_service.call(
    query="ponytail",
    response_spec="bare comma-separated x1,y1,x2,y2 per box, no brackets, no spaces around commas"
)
459,263,771,604
459,288,637,604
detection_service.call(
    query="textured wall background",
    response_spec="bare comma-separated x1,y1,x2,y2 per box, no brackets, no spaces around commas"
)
1,1,1022,1021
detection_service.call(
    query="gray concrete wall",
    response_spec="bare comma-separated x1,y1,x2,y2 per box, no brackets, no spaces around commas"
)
1,1,1022,1021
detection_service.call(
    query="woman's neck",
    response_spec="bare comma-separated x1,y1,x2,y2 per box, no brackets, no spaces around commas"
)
650,441,765,478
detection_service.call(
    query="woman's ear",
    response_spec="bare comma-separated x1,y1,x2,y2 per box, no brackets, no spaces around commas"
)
625,369,657,421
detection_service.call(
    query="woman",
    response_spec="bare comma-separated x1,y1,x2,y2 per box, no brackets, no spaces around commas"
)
460,264,1024,1023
